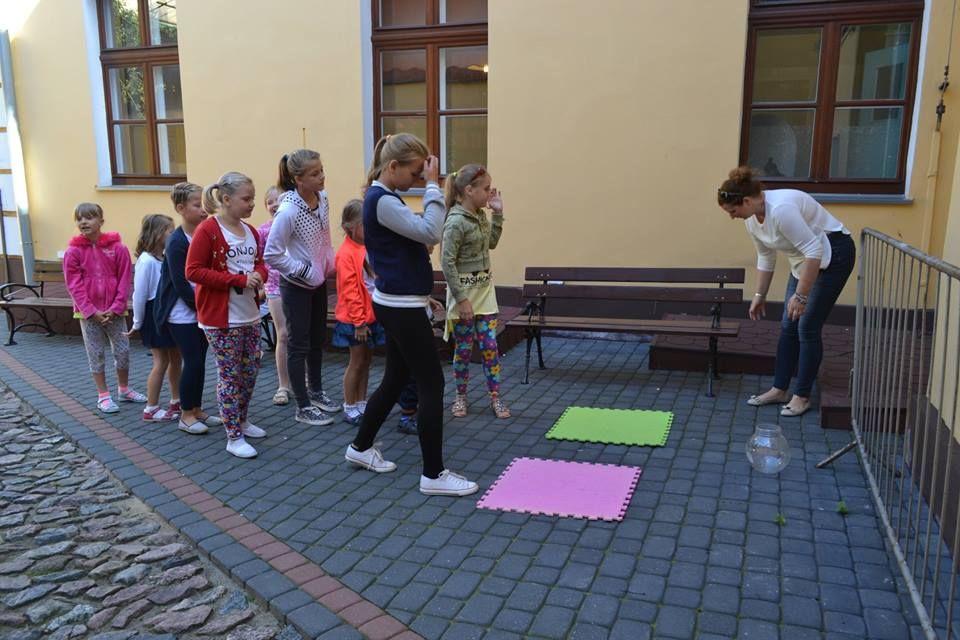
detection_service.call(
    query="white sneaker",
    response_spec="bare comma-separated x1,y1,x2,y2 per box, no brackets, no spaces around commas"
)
226,437,257,458
420,470,479,496
178,419,209,435
345,444,396,473
241,421,267,439
97,396,120,414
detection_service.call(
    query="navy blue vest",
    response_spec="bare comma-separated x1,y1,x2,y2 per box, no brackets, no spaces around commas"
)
363,186,433,296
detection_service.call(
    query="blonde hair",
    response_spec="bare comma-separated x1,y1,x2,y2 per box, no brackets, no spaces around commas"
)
365,133,430,187
203,171,254,214
443,164,488,210
135,214,175,259
341,199,363,238
278,149,321,192
170,182,202,207
74,202,103,222
264,185,280,204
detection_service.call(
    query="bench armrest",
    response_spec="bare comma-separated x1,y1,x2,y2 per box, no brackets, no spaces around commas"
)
0,283,43,302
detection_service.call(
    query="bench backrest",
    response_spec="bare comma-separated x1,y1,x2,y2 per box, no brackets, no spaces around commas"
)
521,266,745,318
33,260,66,284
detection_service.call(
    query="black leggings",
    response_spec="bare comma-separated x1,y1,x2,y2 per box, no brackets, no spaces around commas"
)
280,279,327,409
353,303,444,478
167,323,208,411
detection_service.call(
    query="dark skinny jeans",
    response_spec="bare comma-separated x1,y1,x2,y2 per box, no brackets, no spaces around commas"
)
774,232,856,397
353,303,444,478
280,279,327,409
167,323,208,411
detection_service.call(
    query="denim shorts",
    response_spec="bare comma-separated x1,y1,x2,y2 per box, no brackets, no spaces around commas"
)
331,321,387,348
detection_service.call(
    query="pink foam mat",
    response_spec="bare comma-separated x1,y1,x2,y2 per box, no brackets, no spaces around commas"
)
476,457,642,521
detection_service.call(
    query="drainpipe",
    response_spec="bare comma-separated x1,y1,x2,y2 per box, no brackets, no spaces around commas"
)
0,30,35,283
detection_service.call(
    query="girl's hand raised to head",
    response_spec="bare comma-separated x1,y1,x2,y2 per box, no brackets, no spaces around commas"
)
424,156,439,184
488,188,503,214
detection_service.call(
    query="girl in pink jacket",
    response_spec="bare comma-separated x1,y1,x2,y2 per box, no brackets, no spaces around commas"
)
63,203,147,413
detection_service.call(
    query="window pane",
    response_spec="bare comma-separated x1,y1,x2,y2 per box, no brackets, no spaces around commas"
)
153,65,183,119
380,0,426,26
441,0,487,23
148,0,178,45
157,123,186,175
441,115,487,174
103,0,142,48
382,116,427,143
753,28,821,102
747,109,815,178
109,67,145,120
836,23,911,101
441,46,487,110
381,50,426,111
830,107,903,178
113,124,151,174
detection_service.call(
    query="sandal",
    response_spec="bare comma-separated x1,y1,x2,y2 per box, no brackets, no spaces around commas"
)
273,388,290,405
451,395,468,418
491,396,511,419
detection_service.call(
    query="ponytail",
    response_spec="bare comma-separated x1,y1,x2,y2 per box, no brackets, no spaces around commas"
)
202,184,221,215
365,135,390,187
277,154,294,192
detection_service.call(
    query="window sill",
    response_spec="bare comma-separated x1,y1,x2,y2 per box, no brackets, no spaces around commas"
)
811,193,913,205
95,184,173,192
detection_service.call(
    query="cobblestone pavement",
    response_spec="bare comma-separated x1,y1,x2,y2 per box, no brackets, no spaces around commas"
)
0,385,301,640
0,331,930,639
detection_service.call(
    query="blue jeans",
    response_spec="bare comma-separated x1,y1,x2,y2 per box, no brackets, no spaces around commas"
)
774,232,856,397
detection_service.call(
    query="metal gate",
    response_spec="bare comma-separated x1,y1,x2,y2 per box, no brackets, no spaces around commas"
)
850,228,960,639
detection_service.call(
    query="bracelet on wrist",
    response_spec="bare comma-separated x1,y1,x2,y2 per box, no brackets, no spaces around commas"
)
754,293,766,298
793,293,808,304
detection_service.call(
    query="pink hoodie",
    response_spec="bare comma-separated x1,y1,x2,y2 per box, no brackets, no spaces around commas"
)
62,231,132,319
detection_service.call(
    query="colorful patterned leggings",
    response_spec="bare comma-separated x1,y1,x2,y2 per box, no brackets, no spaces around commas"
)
79,316,130,374
204,324,261,440
452,314,501,396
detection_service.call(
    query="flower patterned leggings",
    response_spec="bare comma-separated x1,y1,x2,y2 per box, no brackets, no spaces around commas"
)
452,314,501,397
204,324,261,440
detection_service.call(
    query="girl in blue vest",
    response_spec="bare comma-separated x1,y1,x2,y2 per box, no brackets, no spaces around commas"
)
345,133,478,497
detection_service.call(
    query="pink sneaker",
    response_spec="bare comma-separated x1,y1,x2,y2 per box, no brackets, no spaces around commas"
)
143,406,178,422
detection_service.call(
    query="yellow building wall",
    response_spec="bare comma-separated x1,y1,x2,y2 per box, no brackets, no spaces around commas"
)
6,0,959,310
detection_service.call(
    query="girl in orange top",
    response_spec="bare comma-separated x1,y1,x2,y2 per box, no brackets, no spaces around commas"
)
333,199,386,425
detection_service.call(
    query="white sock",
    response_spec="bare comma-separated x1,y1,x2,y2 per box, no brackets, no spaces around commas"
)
358,401,368,413
145,404,159,412
343,403,356,412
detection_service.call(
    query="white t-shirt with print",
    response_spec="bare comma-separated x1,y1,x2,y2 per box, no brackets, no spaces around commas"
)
169,231,197,325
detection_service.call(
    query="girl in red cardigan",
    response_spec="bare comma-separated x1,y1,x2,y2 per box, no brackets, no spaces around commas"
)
185,171,269,459
332,200,386,425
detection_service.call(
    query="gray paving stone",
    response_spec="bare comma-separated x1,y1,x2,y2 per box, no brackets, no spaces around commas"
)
655,605,696,638
528,605,575,640
286,603,340,639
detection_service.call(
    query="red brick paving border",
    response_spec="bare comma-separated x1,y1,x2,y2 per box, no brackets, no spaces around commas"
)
0,348,422,640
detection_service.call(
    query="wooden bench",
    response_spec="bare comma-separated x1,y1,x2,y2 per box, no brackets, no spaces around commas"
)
511,267,745,396
0,261,73,345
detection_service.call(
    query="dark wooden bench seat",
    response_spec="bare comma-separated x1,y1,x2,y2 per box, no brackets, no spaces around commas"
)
0,261,78,345
509,266,745,396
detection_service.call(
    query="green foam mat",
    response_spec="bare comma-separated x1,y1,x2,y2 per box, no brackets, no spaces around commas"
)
545,406,674,446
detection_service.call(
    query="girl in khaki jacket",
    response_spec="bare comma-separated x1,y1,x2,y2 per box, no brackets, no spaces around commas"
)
441,164,510,419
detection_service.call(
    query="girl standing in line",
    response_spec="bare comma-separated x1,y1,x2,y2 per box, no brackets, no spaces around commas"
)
264,150,340,426
332,199,386,425
128,213,182,422
441,164,510,419
185,172,268,458
63,203,147,413
154,182,223,435
346,133,478,497
257,186,293,405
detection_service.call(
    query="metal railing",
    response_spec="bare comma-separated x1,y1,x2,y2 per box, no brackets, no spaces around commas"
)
846,228,960,639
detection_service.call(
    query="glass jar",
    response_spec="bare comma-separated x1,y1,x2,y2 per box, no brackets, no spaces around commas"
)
746,423,791,474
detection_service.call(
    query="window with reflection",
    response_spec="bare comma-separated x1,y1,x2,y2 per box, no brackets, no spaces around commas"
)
99,0,184,184
373,0,487,177
742,1,921,194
